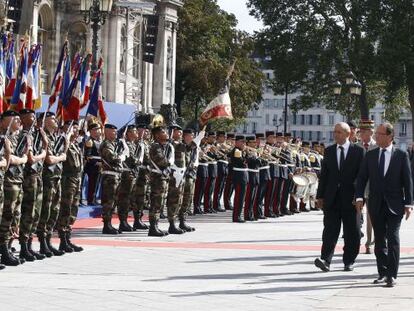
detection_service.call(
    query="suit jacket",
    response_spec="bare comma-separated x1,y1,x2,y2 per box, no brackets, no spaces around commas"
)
316,143,365,209
356,147,413,216
357,139,377,197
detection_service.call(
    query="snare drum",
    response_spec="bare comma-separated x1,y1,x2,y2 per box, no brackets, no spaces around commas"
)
303,172,318,198
292,174,310,199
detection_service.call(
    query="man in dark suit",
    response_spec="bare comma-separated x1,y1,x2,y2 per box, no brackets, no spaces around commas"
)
314,122,365,272
356,123,413,287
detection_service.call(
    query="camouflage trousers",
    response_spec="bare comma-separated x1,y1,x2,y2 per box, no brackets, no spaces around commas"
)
116,172,136,221
19,173,43,243
56,175,81,232
182,177,195,216
37,177,61,237
101,174,120,222
0,181,23,244
149,173,168,222
166,176,185,221
131,171,149,214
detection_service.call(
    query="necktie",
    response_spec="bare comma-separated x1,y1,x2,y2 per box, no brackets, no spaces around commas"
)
379,148,386,177
364,143,369,150
339,146,344,170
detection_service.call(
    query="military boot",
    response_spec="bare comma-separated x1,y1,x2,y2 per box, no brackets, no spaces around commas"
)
102,220,119,235
132,211,148,230
148,219,166,237
0,263,5,270
38,235,53,258
58,231,74,253
28,237,46,260
118,220,133,232
19,242,36,262
46,234,65,256
168,220,185,235
179,217,195,232
66,232,83,252
0,244,20,266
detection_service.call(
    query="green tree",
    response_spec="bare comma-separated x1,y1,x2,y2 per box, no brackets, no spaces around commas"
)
176,0,264,131
248,0,385,120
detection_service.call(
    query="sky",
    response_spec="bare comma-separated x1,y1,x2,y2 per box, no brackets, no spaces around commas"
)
216,0,263,34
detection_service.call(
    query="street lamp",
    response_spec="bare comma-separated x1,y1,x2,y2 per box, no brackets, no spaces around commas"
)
80,0,113,70
332,70,362,121
273,116,283,132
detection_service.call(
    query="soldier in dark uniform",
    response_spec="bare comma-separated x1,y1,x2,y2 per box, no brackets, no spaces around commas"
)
230,135,248,223
100,124,124,235
83,122,102,205
244,135,261,221
213,131,228,212
279,133,294,215
0,111,28,266
253,133,269,219
193,138,208,214
263,131,277,218
148,126,172,237
223,133,235,210
116,125,140,232
204,132,218,213
18,109,48,261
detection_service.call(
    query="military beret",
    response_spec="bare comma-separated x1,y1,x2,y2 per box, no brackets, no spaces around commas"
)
265,130,275,137
127,124,137,131
275,132,283,137
302,141,310,147
104,124,117,130
37,111,55,119
152,126,166,135
216,131,226,136
347,121,358,128
285,132,292,137
208,131,216,136
246,135,256,142
235,134,245,141
2,110,20,118
136,123,148,129
88,123,101,131
255,133,265,139
312,141,320,147
19,109,35,115
226,133,235,139
183,128,195,135
169,124,182,130
64,120,79,126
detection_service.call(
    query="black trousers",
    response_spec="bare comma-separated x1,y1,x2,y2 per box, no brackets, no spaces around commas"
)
232,182,247,222
321,194,361,265
193,176,207,212
371,201,403,279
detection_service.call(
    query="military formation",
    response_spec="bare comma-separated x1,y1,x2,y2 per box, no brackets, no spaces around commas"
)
5,109,382,271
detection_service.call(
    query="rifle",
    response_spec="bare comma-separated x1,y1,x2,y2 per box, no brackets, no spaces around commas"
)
53,120,74,155
0,116,14,154
15,120,36,157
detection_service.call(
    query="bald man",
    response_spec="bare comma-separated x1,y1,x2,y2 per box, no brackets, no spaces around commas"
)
314,122,365,272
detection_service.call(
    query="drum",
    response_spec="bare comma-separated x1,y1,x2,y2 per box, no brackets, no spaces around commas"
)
292,174,310,199
303,172,318,198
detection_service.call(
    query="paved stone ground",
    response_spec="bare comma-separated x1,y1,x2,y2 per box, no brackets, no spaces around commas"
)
1,210,413,311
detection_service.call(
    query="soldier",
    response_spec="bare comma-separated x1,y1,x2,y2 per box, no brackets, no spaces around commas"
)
56,121,84,252
83,122,102,205
130,124,150,230
244,135,261,221
263,131,277,218
18,109,48,262
223,133,235,210
0,111,28,266
148,126,171,237
213,131,228,212
116,125,140,232
0,121,11,269
166,125,186,234
230,135,248,223
100,124,124,235
279,133,294,216
347,121,359,143
37,112,69,257
180,128,197,230
253,133,269,219
193,138,208,214
202,132,217,213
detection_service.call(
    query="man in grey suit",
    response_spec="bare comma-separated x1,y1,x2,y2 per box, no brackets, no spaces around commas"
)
357,119,377,254
356,123,413,287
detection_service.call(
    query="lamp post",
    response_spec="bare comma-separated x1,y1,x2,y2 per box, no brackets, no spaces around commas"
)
80,0,113,70
332,71,362,121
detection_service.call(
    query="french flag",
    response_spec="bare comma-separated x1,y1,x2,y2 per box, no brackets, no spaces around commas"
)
4,37,16,109
62,64,82,121
49,40,68,109
26,44,42,110
9,42,28,111
87,68,107,124
80,54,92,109
0,34,7,114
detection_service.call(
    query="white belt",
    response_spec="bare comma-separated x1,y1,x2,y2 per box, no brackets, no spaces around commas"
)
248,169,260,173
208,161,217,165
218,160,229,164
101,170,120,176
287,164,295,167
88,156,101,160
268,161,277,164
232,167,248,172
279,164,288,168
198,163,208,167
259,166,270,170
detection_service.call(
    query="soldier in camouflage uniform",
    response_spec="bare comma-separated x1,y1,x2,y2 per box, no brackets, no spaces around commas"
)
37,112,68,257
116,125,140,232
83,122,102,205
179,128,197,232
56,121,84,252
18,109,48,262
0,111,28,266
130,124,150,230
100,124,124,235
166,126,186,234
0,128,11,270
148,126,171,237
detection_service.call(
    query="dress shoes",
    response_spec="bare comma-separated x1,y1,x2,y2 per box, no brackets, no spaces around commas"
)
385,277,396,288
373,276,386,284
344,264,354,272
314,258,330,272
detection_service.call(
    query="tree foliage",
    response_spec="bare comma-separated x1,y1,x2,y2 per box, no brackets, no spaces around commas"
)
176,0,264,131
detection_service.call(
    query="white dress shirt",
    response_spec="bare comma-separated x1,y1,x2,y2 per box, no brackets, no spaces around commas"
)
336,139,350,170
378,144,393,176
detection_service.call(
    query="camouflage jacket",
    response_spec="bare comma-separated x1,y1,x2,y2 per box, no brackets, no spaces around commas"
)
5,132,24,184
100,139,123,172
62,141,84,177
149,142,170,178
